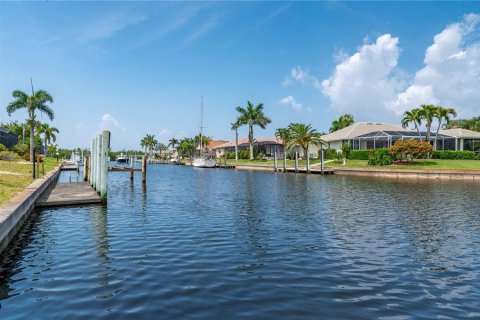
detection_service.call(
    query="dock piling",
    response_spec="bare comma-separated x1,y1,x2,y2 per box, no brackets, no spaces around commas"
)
100,130,110,200
84,156,89,182
274,151,277,172
295,152,299,173
283,151,287,173
142,156,147,184
321,149,324,174
306,152,310,174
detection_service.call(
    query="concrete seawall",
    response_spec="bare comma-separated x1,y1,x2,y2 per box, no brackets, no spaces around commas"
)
0,167,61,253
334,167,480,181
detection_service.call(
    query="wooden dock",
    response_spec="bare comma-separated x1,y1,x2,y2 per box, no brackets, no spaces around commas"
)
60,162,78,171
109,167,141,172
276,167,335,174
36,182,101,207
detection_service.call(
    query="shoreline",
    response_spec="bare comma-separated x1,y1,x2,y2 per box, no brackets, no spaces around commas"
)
232,163,480,180
0,166,61,253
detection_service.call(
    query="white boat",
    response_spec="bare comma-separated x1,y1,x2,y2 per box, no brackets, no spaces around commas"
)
192,157,216,168
116,153,128,163
192,96,216,168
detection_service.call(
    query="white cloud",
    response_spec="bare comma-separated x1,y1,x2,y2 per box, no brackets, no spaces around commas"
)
290,66,322,90
279,95,302,111
388,13,480,117
79,13,146,43
99,113,122,131
321,34,401,119
159,128,172,136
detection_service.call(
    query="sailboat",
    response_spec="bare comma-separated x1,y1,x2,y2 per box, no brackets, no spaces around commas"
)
192,97,216,168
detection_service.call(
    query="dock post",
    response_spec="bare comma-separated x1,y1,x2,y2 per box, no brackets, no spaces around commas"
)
224,154,227,167
295,152,298,173
274,151,277,172
283,151,287,173
142,155,147,184
84,156,89,182
36,154,40,179
42,160,45,177
306,152,310,174
321,149,324,174
96,135,102,192
89,139,94,185
100,130,110,200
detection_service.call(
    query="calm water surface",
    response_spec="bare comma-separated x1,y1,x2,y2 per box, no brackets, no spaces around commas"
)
1,165,479,319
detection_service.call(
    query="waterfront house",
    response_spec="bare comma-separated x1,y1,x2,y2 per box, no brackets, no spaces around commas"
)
212,137,284,159
321,122,480,152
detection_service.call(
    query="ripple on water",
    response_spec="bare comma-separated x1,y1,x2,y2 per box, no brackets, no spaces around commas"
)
1,166,480,319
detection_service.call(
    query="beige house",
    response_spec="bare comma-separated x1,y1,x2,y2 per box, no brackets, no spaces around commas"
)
320,122,480,152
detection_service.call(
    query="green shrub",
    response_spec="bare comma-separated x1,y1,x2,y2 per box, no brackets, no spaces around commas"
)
0,151,18,161
349,150,371,160
13,143,29,157
238,149,250,159
0,144,7,152
368,149,393,166
257,152,265,160
341,141,351,159
322,148,338,160
432,150,480,160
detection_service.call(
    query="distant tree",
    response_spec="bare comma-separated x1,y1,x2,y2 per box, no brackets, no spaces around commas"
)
287,123,325,160
401,108,423,137
329,114,354,132
275,127,292,158
231,120,240,161
168,137,179,149
6,88,54,162
433,106,457,149
445,116,480,132
235,101,271,160
37,123,59,156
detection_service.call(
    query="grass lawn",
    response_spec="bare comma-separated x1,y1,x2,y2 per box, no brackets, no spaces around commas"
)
0,157,59,205
229,159,322,167
328,159,480,171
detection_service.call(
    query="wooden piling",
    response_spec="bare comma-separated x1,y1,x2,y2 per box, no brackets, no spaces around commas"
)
273,151,277,172
89,139,94,185
321,149,324,174
142,155,147,184
95,136,102,192
84,156,89,182
306,152,310,174
283,151,287,173
100,131,110,200
36,154,40,179
295,152,298,173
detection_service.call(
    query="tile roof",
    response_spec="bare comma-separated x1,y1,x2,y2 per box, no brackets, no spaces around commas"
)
212,137,283,149
321,122,412,142
438,128,480,139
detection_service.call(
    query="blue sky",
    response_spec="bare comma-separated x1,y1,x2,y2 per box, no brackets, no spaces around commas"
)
1,1,479,150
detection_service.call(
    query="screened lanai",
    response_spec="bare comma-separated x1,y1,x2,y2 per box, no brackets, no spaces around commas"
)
351,131,457,151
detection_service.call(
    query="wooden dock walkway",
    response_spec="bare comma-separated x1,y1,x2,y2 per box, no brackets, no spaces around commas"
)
60,162,78,171
36,182,101,207
276,167,335,174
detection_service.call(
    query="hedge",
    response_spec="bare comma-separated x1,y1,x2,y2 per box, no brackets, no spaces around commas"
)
349,150,371,160
432,150,480,160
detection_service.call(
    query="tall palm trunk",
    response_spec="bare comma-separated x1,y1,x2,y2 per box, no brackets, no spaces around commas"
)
45,139,48,157
235,128,238,161
303,145,308,160
29,116,34,162
414,121,421,137
248,125,254,160
433,119,442,151
426,124,431,143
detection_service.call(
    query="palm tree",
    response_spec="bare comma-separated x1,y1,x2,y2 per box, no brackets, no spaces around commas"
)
231,120,240,161
433,106,457,149
168,137,179,149
419,104,437,143
235,101,271,160
275,127,292,158
37,123,59,157
329,114,354,132
287,123,325,160
140,137,147,155
401,108,423,137
178,138,195,161
6,89,54,162
145,134,158,158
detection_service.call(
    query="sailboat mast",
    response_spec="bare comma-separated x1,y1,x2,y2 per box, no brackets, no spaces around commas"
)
199,96,203,155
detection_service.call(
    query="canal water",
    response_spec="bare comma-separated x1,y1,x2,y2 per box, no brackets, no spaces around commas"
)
1,165,479,319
